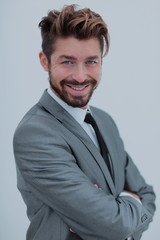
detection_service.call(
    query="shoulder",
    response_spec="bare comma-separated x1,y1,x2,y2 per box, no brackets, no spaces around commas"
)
90,106,118,130
13,103,61,145
13,103,69,157
90,106,111,118
14,104,49,133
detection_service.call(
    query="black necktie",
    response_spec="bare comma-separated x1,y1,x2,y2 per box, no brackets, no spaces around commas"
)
84,113,112,177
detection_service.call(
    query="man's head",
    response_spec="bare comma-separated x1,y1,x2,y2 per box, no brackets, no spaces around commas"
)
39,4,109,62
39,5,110,108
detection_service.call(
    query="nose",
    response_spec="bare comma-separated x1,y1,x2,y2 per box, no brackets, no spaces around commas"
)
72,64,87,83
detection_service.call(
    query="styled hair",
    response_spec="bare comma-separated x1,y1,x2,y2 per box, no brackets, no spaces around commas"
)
39,4,110,62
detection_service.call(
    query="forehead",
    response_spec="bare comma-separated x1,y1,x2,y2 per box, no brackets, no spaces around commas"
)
52,37,102,59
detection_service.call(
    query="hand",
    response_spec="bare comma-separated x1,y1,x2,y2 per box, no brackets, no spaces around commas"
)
94,184,102,190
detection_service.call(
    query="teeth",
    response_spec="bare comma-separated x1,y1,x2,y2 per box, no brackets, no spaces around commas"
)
67,85,86,91
66,84,88,91
72,87,85,90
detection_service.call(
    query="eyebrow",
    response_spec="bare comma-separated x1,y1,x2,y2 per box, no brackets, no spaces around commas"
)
58,55,99,60
86,56,99,60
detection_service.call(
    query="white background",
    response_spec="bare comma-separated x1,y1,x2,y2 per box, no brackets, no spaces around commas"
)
1,0,159,239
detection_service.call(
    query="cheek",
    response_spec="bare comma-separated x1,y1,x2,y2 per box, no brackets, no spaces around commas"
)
53,67,71,80
50,68,64,83
92,68,101,81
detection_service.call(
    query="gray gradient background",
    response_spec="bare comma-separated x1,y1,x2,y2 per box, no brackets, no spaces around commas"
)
1,0,159,239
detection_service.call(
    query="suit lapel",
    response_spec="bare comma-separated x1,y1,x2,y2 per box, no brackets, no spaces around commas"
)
39,90,116,196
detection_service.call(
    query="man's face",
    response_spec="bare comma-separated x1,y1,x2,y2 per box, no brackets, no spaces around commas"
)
40,37,102,108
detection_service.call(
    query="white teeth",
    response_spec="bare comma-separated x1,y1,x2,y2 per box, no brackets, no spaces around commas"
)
66,84,88,91
71,86,85,91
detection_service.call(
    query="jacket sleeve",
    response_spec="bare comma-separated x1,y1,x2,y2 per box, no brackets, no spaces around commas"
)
122,153,156,239
13,117,155,240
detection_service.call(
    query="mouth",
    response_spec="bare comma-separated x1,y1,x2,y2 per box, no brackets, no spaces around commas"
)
66,84,89,91
64,83,91,96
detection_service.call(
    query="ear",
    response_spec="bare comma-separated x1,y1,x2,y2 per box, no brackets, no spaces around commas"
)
39,52,49,72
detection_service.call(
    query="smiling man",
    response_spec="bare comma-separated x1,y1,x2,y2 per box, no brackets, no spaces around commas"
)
13,4,156,240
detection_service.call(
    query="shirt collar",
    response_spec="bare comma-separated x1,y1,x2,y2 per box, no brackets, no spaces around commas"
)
47,88,88,125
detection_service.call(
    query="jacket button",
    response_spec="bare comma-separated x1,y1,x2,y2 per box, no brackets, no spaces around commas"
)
141,214,148,223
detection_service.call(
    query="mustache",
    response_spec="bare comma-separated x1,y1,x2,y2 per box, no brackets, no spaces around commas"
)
61,79,97,86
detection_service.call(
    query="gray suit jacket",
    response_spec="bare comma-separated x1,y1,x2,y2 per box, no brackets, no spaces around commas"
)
13,90,156,240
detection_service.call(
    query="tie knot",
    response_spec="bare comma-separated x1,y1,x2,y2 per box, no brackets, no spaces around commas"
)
84,113,96,126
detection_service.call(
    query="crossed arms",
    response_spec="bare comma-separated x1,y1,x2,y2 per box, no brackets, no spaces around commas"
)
13,114,156,240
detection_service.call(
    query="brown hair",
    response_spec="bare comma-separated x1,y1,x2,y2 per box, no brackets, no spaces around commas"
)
39,4,110,62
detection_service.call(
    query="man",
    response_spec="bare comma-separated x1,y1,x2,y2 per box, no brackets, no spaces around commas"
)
13,4,156,240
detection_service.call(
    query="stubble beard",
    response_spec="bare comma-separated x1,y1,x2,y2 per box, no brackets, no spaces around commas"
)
49,73,98,108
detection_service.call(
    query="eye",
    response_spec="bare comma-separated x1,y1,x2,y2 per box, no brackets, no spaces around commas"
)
61,61,73,65
86,60,97,65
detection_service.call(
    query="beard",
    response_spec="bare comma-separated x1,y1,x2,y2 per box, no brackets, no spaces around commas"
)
49,72,98,108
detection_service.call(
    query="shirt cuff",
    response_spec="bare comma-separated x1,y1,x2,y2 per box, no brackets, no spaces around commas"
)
119,192,142,204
